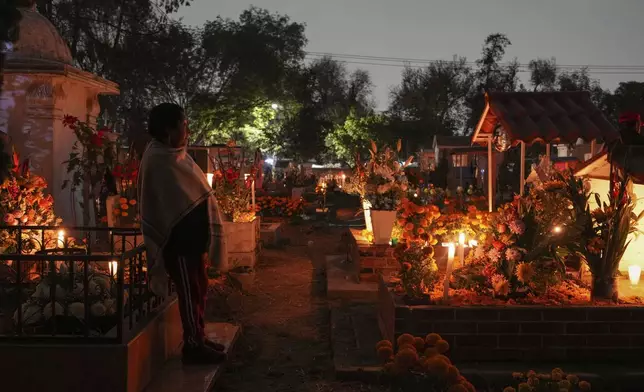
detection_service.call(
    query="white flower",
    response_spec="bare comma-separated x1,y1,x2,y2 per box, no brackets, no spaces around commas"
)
505,248,522,262
14,303,42,325
32,282,66,301
69,302,85,319
91,302,107,317
43,302,64,320
103,299,115,315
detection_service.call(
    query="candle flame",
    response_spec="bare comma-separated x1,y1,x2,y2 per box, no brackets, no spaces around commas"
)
109,261,118,277
447,243,456,259
206,173,214,187
629,265,641,285
458,232,466,246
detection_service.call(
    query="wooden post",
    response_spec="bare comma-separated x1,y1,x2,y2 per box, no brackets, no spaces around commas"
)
487,137,494,212
520,142,526,197
545,143,551,162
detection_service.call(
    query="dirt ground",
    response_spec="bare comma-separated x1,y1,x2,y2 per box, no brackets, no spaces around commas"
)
209,223,386,392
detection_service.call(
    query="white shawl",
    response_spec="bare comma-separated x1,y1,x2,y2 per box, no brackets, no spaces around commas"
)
138,140,227,296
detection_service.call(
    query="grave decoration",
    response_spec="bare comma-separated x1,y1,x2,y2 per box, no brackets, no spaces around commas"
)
210,141,260,223
61,115,119,226
358,140,412,244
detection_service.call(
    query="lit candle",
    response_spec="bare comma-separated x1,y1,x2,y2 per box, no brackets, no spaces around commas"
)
341,173,346,187
109,261,118,277
444,243,456,301
206,173,214,187
629,265,641,286
458,232,466,267
57,230,65,248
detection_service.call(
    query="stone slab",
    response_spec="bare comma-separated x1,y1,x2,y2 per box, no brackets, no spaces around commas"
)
260,222,283,247
145,322,241,392
326,255,377,302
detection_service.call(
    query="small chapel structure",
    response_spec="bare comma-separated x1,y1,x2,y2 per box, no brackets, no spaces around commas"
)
0,1,118,224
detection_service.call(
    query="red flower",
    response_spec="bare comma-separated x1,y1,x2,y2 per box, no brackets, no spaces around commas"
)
62,115,79,129
90,131,105,147
224,168,239,183
492,240,505,251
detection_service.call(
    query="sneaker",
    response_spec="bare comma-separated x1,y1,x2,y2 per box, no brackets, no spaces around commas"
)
182,344,227,365
204,338,226,352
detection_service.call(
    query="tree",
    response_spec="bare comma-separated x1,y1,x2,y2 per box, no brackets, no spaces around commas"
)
325,110,389,165
187,7,307,145
466,33,521,131
264,56,375,161
528,58,558,92
388,57,474,150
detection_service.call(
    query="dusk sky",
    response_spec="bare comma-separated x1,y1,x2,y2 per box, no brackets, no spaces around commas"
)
178,0,644,110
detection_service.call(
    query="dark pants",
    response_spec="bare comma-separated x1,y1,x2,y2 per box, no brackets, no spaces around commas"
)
163,249,208,347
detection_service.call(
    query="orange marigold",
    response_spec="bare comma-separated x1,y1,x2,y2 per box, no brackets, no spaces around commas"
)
425,333,441,346
397,333,415,347
425,357,449,379
435,339,450,354
413,337,425,352
394,348,418,370
377,346,393,362
447,365,460,383
424,347,439,358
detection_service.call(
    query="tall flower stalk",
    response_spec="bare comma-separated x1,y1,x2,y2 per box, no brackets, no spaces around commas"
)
62,116,118,226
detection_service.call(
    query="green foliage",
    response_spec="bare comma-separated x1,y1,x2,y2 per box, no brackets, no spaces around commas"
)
325,110,389,165
394,243,438,299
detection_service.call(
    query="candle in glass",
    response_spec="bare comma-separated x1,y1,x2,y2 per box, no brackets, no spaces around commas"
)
444,243,456,300
57,230,65,248
458,232,466,267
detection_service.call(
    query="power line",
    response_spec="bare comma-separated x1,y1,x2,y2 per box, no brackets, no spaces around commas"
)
304,51,644,73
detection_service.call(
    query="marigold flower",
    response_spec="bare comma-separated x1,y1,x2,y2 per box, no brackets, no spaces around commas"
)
435,339,450,354
394,348,418,369
129,199,137,206
377,345,393,361
376,340,392,350
397,333,415,347
119,197,127,204
121,212,129,217
447,365,460,382
398,343,416,353
413,337,425,352
435,354,451,365
566,374,579,384
424,347,438,358
578,380,591,390
425,357,449,378
425,333,441,346
447,384,468,392
517,383,531,392
120,204,129,210
516,262,536,283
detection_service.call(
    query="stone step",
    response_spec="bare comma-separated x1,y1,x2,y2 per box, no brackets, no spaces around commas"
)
326,255,377,302
145,322,241,392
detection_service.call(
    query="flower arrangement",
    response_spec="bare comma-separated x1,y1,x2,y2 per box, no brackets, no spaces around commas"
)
397,198,440,245
0,148,62,254
393,242,439,299
14,264,129,334
565,171,643,301
256,196,304,219
375,333,475,392
430,205,491,244
109,153,140,227
361,140,412,211
505,368,591,392
211,142,260,223
62,115,118,226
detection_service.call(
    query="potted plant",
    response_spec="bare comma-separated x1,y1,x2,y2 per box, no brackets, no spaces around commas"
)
211,142,261,267
362,140,412,244
566,171,643,301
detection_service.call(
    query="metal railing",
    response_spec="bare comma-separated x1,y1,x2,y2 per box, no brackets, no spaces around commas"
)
0,226,174,343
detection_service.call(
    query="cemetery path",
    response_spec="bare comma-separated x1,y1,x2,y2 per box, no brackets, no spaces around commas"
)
212,223,385,392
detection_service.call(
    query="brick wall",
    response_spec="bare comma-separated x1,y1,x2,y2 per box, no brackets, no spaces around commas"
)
348,229,398,282
378,280,644,363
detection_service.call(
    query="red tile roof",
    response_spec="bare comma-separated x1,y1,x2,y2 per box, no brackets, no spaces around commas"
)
471,91,619,145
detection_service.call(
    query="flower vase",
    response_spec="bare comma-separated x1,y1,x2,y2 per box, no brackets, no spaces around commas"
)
591,276,618,301
370,210,397,245
362,199,373,232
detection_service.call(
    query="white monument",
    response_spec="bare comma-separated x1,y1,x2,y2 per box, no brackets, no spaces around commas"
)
0,3,119,224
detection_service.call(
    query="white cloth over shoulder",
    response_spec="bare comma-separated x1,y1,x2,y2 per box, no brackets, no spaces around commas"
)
137,140,227,296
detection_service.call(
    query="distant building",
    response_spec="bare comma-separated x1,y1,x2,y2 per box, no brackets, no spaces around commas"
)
432,135,487,190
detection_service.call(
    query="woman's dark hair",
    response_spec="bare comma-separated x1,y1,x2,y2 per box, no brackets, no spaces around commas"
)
148,103,184,140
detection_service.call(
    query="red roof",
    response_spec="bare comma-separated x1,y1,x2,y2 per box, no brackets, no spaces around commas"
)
471,91,619,146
